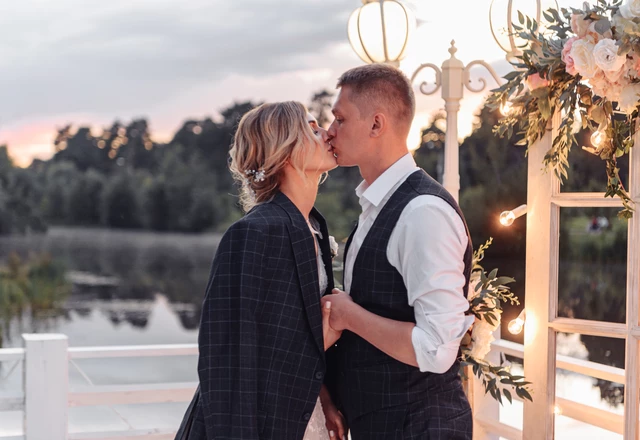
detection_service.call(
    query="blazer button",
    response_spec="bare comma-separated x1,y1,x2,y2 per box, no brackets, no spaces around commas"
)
303,412,312,421
315,371,324,380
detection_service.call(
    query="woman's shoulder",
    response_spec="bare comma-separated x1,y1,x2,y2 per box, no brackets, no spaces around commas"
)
228,201,291,236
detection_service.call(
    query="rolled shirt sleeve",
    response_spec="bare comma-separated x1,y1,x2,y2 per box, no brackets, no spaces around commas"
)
388,195,475,374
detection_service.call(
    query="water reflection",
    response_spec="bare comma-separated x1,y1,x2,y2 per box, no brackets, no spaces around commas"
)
0,224,629,411
0,227,218,346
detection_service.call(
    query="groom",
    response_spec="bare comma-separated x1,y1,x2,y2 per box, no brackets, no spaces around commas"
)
322,64,475,439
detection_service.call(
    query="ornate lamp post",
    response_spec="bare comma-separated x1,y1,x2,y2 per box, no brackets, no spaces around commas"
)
347,0,547,202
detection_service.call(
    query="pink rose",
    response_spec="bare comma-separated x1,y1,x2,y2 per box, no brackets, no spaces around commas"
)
526,73,550,90
589,71,609,97
590,71,627,101
571,13,590,38
562,37,579,76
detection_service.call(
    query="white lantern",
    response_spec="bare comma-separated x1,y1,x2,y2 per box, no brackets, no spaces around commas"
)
489,0,557,62
347,0,415,66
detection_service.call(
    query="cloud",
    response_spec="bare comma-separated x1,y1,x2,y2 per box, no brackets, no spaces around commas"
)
0,0,355,123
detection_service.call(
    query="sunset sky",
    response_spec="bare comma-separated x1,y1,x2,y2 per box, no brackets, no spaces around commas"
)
0,0,584,167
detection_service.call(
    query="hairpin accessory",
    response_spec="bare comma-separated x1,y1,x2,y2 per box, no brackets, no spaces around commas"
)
245,168,266,182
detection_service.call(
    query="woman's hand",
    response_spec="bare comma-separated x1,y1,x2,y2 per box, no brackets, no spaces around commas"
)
322,300,342,350
320,385,347,440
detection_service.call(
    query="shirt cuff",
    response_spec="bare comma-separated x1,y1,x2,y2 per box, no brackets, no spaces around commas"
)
411,315,475,374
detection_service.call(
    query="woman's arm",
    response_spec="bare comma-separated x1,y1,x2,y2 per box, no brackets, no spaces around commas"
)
198,221,266,439
319,385,347,439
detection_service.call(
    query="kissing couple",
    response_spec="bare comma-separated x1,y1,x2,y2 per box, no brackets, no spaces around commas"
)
176,63,475,440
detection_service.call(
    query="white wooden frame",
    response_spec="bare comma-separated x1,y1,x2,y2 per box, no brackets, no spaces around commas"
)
479,116,640,440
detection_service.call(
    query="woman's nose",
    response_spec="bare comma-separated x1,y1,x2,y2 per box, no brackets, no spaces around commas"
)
319,127,330,143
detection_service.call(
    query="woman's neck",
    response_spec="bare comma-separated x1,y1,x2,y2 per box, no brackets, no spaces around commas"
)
279,170,320,220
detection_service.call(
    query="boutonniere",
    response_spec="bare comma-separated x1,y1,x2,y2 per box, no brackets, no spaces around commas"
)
329,235,339,259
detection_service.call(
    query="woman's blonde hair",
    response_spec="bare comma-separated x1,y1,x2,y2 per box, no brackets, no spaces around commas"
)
230,101,321,212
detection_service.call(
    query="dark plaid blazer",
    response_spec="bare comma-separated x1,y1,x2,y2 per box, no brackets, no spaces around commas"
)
175,192,335,440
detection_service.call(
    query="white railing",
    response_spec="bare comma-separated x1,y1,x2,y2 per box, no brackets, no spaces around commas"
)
0,334,627,440
0,334,198,440
473,338,626,440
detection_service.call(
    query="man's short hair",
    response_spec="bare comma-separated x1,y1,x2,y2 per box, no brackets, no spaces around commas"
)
337,64,415,128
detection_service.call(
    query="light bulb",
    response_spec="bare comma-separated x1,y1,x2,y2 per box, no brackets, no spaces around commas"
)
508,318,524,334
553,405,562,415
591,130,606,148
500,210,516,226
499,204,527,227
508,309,526,335
500,101,513,116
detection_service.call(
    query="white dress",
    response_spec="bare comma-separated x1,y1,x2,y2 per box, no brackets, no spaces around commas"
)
303,222,330,440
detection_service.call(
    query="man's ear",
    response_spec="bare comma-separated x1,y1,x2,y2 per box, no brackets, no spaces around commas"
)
370,113,386,138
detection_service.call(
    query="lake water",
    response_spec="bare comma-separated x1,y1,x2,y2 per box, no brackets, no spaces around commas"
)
0,227,626,438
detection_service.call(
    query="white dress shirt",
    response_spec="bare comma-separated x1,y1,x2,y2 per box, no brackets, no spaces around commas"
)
344,154,475,374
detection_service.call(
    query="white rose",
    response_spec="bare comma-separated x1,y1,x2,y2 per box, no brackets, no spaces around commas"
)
469,319,496,360
604,63,628,83
467,272,481,300
328,235,339,258
571,39,599,78
620,0,640,19
618,83,640,114
594,39,627,73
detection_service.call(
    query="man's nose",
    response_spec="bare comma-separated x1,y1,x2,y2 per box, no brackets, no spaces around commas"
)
327,122,336,138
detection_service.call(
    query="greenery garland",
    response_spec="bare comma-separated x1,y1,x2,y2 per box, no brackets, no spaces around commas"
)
488,0,637,218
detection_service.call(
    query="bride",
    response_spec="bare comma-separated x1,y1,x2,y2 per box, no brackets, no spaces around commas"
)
174,101,347,440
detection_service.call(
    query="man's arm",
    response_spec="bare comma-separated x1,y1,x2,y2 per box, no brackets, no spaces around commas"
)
391,196,473,373
322,196,473,372
322,292,419,366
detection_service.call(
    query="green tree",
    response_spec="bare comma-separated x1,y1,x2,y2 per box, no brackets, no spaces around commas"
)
68,170,106,225
308,90,334,128
101,173,142,228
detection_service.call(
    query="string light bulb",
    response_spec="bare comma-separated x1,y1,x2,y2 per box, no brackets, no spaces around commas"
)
508,309,526,335
590,130,606,148
499,204,527,226
500,101,513,116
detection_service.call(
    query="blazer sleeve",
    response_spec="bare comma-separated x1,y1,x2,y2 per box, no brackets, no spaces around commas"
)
197,220,267,439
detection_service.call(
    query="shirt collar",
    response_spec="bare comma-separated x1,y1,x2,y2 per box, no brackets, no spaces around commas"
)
357,153,417,207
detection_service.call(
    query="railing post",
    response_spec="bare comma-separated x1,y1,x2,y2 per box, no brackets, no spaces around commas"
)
23,334,68,440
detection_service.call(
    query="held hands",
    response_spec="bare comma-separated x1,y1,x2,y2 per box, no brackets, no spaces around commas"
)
321,289,354,333
322,300,342,350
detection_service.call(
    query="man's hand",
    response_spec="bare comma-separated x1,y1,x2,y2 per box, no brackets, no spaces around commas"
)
321,289,355,332
322,301,342,350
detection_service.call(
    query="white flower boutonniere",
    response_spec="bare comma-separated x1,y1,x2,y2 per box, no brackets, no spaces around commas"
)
328,235,339,259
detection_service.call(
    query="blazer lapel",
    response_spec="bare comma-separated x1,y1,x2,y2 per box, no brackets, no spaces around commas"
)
311,208,335,295
273,193,324,358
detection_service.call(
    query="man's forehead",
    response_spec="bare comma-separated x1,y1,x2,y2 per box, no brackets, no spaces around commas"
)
332,91,349,111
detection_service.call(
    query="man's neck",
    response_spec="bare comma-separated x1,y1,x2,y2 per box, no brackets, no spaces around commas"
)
359,148,409,186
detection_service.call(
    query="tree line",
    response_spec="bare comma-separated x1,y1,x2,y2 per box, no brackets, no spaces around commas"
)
0,90,628,256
